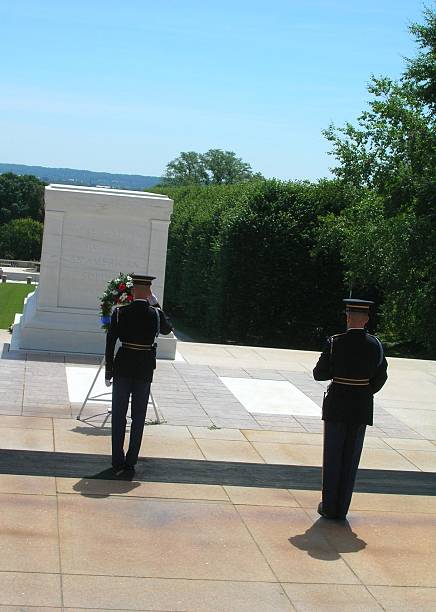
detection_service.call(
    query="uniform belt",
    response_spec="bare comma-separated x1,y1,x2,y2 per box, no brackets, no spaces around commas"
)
332,377,370,386
121,342,154,351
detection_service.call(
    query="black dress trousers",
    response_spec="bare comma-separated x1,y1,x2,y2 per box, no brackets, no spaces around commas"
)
322,421,366,518
111,376,151,467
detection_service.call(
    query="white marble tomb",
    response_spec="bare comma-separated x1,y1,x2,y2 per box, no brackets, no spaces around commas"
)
11,184,177,358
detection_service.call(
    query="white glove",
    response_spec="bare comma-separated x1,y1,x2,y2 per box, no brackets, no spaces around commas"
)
149,292,159,306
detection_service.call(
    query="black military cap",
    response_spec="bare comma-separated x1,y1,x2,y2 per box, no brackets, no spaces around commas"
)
344,298,374,313
131,274,156,286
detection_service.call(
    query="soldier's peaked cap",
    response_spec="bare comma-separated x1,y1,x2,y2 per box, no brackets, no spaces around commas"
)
131,274,156,286
344,298,374,313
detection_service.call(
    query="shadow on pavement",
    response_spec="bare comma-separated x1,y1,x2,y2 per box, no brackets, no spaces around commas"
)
72,467,141,498
289,518,367,560
71,426,112,436
0,448,435,495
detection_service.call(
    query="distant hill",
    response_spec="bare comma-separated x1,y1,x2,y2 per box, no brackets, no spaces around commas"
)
0,163,163,190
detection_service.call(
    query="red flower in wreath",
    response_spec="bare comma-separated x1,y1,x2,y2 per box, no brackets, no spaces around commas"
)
100,273,134,331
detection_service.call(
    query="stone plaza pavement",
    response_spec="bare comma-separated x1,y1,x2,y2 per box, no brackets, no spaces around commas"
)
0,331,435,611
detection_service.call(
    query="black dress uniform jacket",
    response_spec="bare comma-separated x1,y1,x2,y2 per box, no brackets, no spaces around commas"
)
105,300,173,383
313,329,388,425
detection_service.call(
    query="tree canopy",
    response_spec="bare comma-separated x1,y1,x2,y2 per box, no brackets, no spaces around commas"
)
0,173,45,224
0,173,45,261
163,149,262,186
0,218,44,261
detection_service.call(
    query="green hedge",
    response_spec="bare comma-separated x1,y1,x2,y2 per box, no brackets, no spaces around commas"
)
157,180,354,348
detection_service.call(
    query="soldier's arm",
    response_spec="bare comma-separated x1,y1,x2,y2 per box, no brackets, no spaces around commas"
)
370,346,388,394
157,308,173,335
313,338,333,381
105,310,119,380
149,293,161,309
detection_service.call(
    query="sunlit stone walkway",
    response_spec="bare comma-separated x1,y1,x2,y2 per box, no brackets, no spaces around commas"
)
0,332,435,610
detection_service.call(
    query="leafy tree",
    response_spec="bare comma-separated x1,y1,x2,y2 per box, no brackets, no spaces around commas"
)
0,207,12,223
405,7,436,111
163,149,261,186
164,151,208,186
323,8,435,212
0,173,45,222
323,76,435,214
0,218,44,260
321,8,436,355
201,149,258,184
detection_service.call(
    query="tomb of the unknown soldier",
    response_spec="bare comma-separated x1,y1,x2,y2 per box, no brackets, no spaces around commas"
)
10,184,177,359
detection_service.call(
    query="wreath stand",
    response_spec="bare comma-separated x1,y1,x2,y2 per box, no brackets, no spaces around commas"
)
76,356,161,428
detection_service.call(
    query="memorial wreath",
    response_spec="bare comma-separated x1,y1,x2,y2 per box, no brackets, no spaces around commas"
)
99,272,134,331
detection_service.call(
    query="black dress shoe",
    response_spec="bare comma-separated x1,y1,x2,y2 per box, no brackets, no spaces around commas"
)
317,502,337,520
123,464,135,472
111,464,125,474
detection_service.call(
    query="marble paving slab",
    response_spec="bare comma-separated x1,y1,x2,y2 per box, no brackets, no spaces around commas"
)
220,377,321,417
66,366,111,405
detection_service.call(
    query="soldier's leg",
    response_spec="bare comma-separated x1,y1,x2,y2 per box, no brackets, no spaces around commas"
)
125,381,151,467
336,423,366,519
322,421,347,517
111,376,132,467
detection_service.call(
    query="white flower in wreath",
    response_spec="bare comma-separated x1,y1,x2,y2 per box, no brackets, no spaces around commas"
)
119,292,128,302
112,290,118,296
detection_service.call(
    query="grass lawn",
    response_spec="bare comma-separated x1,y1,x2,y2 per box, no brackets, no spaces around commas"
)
0,283,35,329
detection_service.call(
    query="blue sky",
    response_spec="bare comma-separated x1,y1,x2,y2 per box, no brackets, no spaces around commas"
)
0,0,427,180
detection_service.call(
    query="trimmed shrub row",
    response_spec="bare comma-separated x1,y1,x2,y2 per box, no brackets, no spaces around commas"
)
158,180,355,349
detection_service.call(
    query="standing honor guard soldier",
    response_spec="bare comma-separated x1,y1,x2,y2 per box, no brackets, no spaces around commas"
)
105,274,173,473
313,298,388,520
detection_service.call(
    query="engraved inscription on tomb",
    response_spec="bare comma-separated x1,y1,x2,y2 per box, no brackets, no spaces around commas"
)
58,215,151,309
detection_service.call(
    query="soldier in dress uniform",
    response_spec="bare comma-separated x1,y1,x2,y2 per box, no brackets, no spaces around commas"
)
105,274,173,473
313,298,388,520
